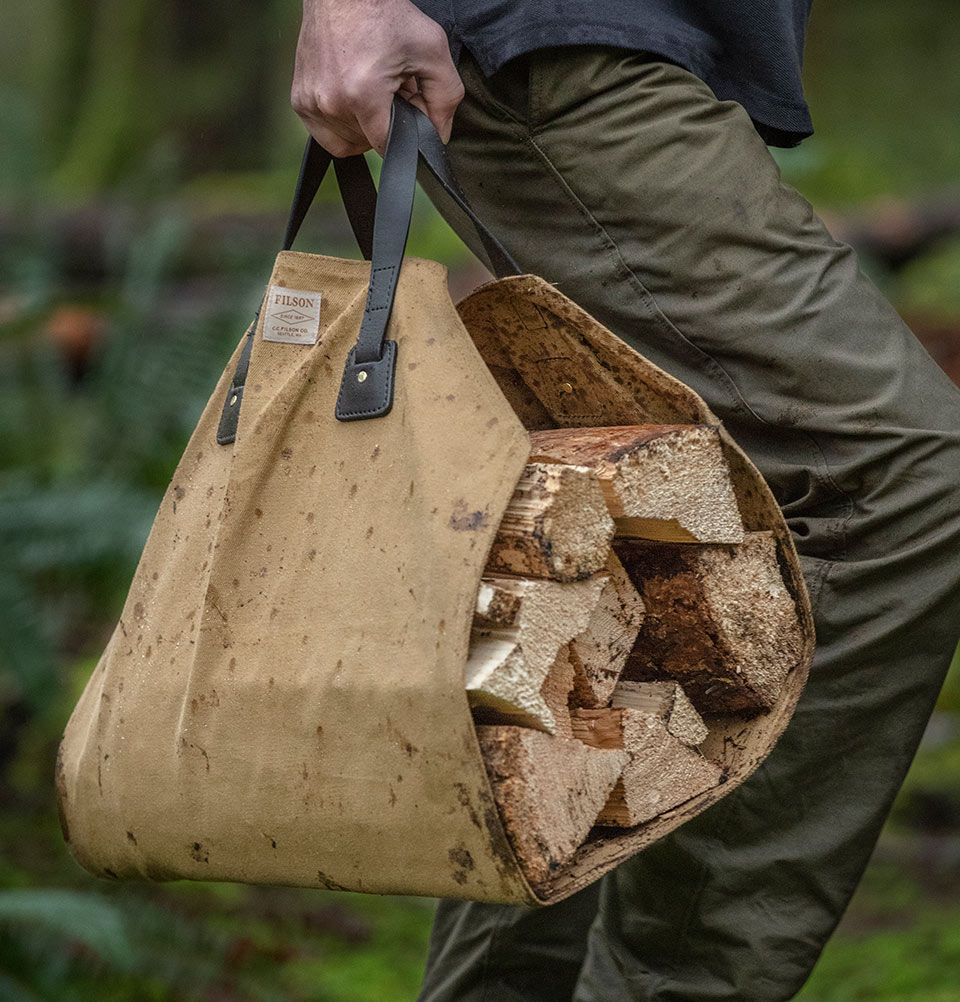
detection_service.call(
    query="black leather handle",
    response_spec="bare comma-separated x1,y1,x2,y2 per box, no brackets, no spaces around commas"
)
335,98,521,421
333,97,419,420
413,110,520,279
282,143,379,259
282,105,521,278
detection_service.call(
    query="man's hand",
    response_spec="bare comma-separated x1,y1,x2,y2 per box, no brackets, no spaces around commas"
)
291,0,464,157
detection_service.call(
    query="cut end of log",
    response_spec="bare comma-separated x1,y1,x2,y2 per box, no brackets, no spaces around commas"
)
569,707,722,826
467,660,558,733
568,552,646,708
617,532,804,715
486,463,614,581
467,576,607,730
477,725,628,890
591,709,722,827
611,681,708,747
529,425,744,543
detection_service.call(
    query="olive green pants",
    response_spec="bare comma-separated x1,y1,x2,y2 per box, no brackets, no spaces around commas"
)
416,49,960,1001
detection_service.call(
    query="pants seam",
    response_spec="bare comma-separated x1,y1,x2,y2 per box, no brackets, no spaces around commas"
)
461,47,856,537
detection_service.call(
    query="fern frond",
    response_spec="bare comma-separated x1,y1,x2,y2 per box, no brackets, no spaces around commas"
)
0,889,136,971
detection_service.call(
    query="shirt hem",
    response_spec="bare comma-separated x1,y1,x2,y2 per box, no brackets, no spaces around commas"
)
455,21,813,147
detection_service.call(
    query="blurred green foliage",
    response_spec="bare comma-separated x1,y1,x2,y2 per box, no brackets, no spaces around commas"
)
798,863,960,1001
1,0,959,999
781,0,960,205
0,878,433,1002
896,240,960,321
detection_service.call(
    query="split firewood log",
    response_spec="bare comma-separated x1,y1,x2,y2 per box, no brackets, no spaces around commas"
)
610,680,708,747
485,463,614,581
615,532,804,716
476,724,628,889
467,576,606,731
571,707,723,826
529,425,744,543
568,553,646,708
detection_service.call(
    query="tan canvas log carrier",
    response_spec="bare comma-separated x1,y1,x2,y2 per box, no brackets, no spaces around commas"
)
57,99,814,905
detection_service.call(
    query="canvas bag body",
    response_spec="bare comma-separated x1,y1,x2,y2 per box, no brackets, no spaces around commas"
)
57,102,813,906
57,246,538,902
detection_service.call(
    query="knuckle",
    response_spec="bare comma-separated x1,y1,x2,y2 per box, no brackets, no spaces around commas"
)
290,85,310,115
338,76,371,108
424,21,449,50
290,87,337,120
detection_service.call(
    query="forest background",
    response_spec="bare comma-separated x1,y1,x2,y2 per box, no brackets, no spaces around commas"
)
1,1,960,999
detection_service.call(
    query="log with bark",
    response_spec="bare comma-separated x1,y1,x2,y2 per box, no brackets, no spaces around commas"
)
476,724,628,890
615,532,804,716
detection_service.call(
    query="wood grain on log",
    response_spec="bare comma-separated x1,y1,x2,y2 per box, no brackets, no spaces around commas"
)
467,576,605,731
529,425,743,544
570,707,723,826
615,532,804,716
568,553,646,708
486,463,614,582
540,646,577,739
476,725,628,890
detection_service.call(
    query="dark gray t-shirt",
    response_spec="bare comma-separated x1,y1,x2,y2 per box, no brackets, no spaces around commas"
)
413,1,814,146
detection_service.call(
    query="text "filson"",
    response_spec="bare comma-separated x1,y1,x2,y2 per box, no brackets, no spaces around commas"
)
273,293,316,309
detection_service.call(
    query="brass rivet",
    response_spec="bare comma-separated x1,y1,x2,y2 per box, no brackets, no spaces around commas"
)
561,382,574,394
357,371,368,383
229,394,238,405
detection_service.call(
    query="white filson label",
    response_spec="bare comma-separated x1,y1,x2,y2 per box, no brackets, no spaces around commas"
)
262,285,322,344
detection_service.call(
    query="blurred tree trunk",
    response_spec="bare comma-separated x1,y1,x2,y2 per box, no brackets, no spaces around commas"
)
54,0,153,194
0,0,303,196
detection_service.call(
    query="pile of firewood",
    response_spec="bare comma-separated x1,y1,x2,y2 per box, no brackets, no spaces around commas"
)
467,425,804,893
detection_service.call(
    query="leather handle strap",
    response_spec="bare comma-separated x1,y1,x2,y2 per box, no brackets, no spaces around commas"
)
413,110,520,279
335,98,522,421
283,142,378,258
350,99,420,366
283,101,521,278
334,97,419,420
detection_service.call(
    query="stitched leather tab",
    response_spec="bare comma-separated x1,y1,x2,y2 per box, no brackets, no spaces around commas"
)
335,340,398,422
367,265,396,313
216,322,258,445
216,384,244,445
